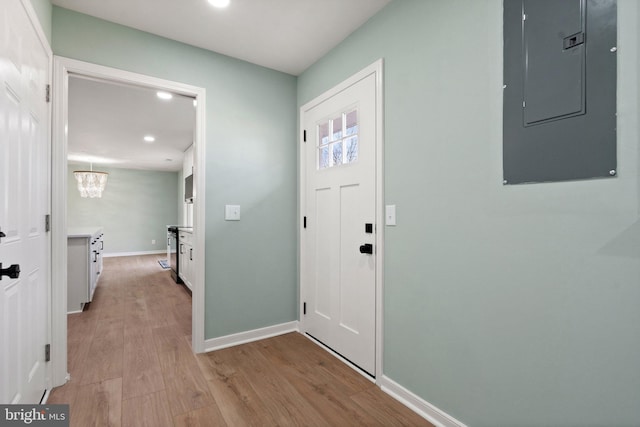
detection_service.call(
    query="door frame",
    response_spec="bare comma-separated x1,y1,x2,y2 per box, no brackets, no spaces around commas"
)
299,59,384,379
50,57,207,387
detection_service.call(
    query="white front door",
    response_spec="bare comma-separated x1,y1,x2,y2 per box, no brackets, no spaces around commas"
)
301,69,378,376
0,0,50,403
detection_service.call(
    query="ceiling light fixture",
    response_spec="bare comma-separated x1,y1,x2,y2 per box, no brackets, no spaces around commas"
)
208,0,230,8
156,91,173,100
144,135,156,143
73,163,109,198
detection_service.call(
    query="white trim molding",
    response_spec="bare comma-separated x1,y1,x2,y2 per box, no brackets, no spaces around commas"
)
51,56,207,387
379,376,468,427
51,56,69,390
19,0,52,57
103,250,167,258
204,321,299,352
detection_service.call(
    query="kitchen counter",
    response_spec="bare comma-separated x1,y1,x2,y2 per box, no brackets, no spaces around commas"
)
68,226,103,238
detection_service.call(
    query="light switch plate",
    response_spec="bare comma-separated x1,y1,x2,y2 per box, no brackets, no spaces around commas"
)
225,205,241,221
385,205,396,226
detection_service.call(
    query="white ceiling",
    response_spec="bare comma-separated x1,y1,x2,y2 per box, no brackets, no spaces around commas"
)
60,0,391,172
51,0,392,76
68,76,195,172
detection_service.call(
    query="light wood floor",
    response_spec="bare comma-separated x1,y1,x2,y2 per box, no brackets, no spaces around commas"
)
48,254,432,427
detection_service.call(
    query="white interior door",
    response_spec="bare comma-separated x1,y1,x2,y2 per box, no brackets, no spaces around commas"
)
302,71,377,376
0,0,50,404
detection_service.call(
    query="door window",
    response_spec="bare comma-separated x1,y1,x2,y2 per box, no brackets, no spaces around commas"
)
317,109,358,170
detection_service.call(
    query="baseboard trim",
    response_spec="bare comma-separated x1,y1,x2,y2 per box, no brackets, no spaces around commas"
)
103,250,166,258
203,321,299,352
379,376,468,427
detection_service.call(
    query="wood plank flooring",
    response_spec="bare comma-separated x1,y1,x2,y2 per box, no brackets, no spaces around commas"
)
48,254,432,427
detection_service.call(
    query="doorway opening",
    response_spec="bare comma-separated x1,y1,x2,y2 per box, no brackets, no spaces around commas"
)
51,57,207,388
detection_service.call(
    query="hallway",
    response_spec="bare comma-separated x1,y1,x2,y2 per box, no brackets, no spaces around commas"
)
48,255,431,426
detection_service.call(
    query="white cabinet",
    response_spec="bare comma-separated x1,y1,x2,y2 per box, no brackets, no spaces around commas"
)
67,227,104,313
183,144,194,227
178,229,194,291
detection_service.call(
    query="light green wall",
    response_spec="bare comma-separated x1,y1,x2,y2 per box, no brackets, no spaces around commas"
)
299,1,640,426
54,7,298,339
67,166,178,254
28,0,51,44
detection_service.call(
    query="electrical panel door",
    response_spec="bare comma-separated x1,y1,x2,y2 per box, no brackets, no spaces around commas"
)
524,0,585,126
503,0,617,184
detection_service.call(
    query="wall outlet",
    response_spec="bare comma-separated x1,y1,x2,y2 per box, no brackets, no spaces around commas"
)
151,239,156,245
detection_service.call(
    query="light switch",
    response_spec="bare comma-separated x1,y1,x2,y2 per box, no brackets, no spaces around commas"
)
225,205,241,221
385,205,396,226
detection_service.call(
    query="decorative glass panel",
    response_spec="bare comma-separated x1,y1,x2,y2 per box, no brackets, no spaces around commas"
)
316,108,359,170
346,110,358,136
319,122,330,145
345,136,358,163
331,142,343,166
319,145,330,169
332,116,343,140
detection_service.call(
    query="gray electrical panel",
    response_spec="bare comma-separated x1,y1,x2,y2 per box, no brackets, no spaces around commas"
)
503,0,617,184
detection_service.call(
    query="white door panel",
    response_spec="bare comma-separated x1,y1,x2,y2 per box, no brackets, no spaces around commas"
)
1,0,50,404
302,72,377,375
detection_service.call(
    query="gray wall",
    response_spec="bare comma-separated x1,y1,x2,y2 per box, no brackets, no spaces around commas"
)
53,7,298,339
67,166,178,254
298,1,640,426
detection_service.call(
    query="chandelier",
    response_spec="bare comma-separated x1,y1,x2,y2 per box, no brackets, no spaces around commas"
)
73,164,109,198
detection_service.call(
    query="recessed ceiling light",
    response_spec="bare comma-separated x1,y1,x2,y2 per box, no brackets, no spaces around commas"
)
208,0,230,8
156,91,173,100
144,135,156,143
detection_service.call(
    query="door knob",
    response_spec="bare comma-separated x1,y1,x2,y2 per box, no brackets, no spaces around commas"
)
359,243,373,255
0,263,20,280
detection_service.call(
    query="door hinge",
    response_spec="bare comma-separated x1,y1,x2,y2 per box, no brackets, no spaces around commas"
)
45,344,50,362
303,302,306,315
303,130,307,142
303,216,307,229
45,84,50,103
45,214,50,232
